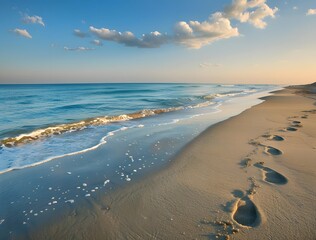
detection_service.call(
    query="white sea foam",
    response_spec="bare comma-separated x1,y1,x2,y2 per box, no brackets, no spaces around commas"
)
0,125,144,175
103,180,110,186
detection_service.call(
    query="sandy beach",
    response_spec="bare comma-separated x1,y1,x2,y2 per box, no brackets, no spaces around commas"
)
23,84,316,240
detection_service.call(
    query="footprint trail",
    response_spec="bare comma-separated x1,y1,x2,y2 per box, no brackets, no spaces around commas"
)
255,163,288,185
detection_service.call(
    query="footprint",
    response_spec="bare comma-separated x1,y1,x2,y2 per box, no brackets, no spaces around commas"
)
303,110,316,114
264,146,282,155
232,196,259,227
271,135,284,141
263,134,284,141
286,127,297,132
255,163,288,185
240,158,252,168
292,121,301,124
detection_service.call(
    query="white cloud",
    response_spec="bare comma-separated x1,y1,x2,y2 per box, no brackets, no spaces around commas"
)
224,0,278,29
22,14,45,27
12,28,32,39
89,26,169,48
306,9,316,16
64,46,94,51
73,29,89,38
174,13,239,49
90,13,238,49
91,39,103,46
293,6,298,10
88,0,277,49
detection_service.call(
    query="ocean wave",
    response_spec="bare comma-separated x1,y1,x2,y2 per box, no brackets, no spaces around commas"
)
1,101,215,148
203,90,254,100
0,125,139,175
1,87,260,148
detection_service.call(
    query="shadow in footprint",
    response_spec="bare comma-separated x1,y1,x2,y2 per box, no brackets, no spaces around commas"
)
255,163,288,185
292,124,302,128
292,121,301,124
265,146,282,155
232,190,244,198
287,127,297,132
271,135,284,141
233,195,259,227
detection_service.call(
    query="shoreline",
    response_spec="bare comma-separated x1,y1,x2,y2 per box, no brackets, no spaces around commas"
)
15,84,316,239
0,84,277,177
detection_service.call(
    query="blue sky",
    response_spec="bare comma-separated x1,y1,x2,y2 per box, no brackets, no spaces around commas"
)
0,0,315,84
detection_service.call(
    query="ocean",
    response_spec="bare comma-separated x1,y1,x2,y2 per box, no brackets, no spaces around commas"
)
0,83,279,237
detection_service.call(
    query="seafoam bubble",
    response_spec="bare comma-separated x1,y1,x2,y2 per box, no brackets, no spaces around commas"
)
83,183,87,187
85,194,91,197
65,199,75,204
0,219,4,224
103,180,110,186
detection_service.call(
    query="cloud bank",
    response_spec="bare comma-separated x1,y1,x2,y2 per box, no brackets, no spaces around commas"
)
88,0,277,49
12,28,32,38
306,9,316,16
22,14,45,27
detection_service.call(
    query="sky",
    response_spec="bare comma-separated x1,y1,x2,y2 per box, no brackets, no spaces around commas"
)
0,0,315,84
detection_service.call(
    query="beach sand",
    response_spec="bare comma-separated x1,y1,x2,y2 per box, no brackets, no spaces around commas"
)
28,84,316,240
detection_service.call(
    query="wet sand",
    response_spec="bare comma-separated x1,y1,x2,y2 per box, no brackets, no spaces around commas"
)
26,84,316,240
